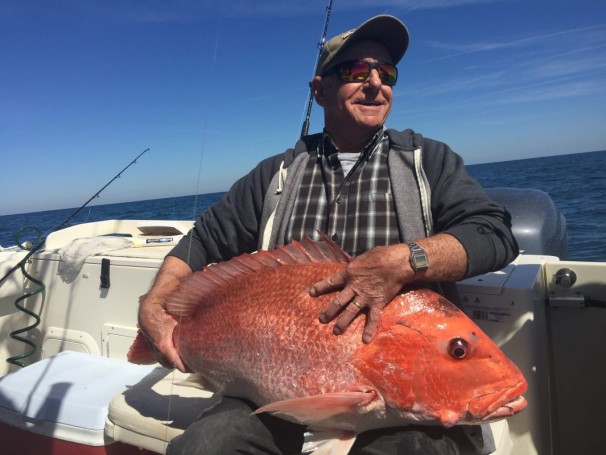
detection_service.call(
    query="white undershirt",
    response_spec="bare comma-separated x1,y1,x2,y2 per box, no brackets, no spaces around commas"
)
337,152,361,177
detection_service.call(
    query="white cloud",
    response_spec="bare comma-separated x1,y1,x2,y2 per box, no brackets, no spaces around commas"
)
422,23,606,62
405,22,606,106
8,0,507,23
492,78,606,104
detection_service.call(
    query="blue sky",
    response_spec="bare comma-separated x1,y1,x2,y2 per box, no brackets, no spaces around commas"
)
1,0,605,215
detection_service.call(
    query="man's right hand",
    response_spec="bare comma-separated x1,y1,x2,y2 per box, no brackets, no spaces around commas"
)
138,294,188,371
137,255,193,372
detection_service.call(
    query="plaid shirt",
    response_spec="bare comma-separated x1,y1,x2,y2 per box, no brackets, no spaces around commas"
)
286,129,402,257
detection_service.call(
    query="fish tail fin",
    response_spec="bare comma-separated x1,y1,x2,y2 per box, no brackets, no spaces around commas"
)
127,329,157,364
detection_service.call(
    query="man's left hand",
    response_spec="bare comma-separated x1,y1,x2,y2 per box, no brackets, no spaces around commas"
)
310,244,411,343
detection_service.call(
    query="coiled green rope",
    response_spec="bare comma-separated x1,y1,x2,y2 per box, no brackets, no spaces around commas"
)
6,227,45,368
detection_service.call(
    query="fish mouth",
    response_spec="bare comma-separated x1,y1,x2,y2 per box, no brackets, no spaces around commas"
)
483,394,527,420
469,380,528,422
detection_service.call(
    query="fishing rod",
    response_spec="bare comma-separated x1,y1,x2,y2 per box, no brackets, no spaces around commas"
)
0,147,150,289
299,0,334,139
2,147,149,367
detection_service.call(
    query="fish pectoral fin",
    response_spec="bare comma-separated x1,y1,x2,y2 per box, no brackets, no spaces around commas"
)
303,428,357,455
253,390,376,423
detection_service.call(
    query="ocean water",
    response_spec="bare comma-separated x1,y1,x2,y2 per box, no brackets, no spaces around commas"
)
467,150,606,262
1,151,605,262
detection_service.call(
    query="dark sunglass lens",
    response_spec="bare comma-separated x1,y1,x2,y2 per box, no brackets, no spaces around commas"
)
329,61,397,86
340,61,370,82
378,64,397,86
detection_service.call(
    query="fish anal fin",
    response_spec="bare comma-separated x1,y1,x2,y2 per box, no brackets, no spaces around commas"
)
252,390,376,424
303,428,357,455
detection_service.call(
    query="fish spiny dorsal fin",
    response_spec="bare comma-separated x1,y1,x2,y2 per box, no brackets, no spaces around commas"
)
165,233,351,318
312,231,352,262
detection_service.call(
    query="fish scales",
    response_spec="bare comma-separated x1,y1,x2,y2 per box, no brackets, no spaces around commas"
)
129,235,527,453
177,262,368,402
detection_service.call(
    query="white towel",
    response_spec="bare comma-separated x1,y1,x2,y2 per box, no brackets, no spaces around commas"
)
58,236,133,283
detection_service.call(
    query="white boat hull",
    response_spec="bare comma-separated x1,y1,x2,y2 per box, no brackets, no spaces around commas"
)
1,219,605,454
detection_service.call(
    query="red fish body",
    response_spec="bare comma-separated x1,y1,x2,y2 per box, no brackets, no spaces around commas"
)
129,237,527,453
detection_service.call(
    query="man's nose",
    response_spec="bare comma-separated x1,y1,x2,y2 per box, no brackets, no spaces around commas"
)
366,69,382,88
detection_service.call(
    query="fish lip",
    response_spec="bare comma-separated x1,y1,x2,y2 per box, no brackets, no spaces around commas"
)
468,379,528,421
491,379,527,408
483,395,528,421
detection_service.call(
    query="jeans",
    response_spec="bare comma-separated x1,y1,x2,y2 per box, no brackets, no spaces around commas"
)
166,396,494,455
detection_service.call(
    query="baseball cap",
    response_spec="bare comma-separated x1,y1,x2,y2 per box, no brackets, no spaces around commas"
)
315,15,410,76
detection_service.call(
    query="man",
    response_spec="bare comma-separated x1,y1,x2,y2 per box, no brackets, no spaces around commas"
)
139,15,518,455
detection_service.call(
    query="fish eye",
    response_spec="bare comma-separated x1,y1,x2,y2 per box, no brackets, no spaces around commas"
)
448,338,469,360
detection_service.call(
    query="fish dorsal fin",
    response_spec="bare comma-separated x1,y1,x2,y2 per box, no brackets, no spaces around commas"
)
166,233,351,318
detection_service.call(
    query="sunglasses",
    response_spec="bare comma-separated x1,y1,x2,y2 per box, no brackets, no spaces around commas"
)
322,60,398,86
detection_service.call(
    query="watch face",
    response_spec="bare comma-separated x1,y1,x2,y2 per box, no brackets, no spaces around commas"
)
413,252,429,269
409,242,429,273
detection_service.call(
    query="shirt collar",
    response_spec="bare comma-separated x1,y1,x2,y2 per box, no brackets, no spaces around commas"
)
319,126,386,160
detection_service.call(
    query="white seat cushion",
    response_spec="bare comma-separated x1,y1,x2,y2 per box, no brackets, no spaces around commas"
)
105,367,220,454
0,351,155,447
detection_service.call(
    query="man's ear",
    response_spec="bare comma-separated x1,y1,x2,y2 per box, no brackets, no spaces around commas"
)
311,76,327,107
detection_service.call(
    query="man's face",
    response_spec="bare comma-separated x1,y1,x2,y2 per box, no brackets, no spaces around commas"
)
314,40,394,138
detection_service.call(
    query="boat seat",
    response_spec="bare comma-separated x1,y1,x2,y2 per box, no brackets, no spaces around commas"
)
105,368,513,454
0,351,157,453
104,367,220,454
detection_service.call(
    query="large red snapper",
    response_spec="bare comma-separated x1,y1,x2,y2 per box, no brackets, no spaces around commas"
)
128,236,527,454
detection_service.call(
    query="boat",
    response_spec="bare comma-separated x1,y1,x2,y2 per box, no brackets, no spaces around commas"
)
0,188,604,454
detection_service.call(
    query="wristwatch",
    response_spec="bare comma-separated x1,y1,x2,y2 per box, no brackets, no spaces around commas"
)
408,242,429,277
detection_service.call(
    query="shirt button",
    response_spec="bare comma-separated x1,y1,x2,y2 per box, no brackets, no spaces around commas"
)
331,233,339,241
335,196,342,204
